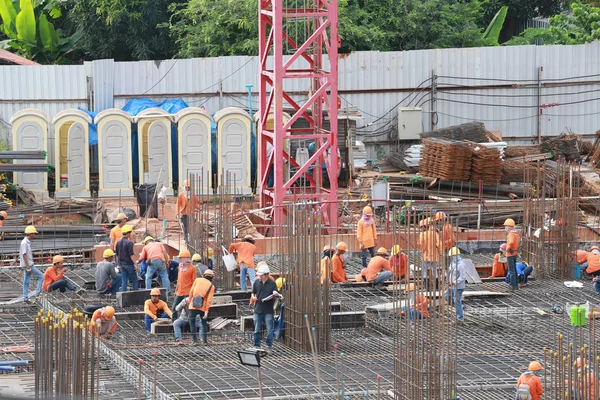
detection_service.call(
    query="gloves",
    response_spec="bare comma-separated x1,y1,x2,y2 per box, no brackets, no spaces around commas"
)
202,313,208,320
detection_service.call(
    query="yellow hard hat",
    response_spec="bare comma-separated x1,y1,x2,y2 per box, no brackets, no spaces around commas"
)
121,225,133,234
52,255,64,264
104,306,115,319
183,180,190,187
143,236,154,244
275,277,286,291
192,253,202,262
435,211,446,221
363,206,373,215
376,247,388,255
150,288,161,296
391,245,401,256
179,248,191,258
204,269,215,277
206,248,214,258
103,249,115,258
116,212,127,221
528,361,542,371
336,242,348,251
323,245,332,252
25,225,38,234
448,247,461,257
503,218,516,227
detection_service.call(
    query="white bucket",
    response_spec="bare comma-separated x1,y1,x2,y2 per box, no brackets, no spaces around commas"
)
222,246,238,272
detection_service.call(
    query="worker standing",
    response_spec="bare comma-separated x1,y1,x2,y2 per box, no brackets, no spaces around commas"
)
229,235,257,290
503,218,521,290
188,269,216,345
390,245,409,281
109,213,128,251
115,225,138,292
21,225,42,303
446,247,466,323
320,245,334,284
176,180,198,244
172,249,196,320
435,212,456,250
191,253,208,276
365,247,393,284
515,361,543,400
492,244,508,277
43,255,78,293
331,242,348,283
95,249,121,296
138,236,170,294
357,206,377,268
251,263,279,352
90,306,117,339
143,288,172,333
418,221,442,284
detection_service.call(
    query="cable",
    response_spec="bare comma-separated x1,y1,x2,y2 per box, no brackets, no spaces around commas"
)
436,96,537,109
338,95,382,119
430,110,538,122
438,72,600,83
226,94,250,108
141,60,179,95
437,87,600,98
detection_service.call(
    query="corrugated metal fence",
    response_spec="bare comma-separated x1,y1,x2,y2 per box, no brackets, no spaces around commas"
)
1,43,600,165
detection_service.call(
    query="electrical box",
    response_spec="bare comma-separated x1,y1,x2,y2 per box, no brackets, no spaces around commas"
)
397,107,423,140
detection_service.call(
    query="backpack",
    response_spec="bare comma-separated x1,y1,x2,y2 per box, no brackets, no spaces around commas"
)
516,382,532,400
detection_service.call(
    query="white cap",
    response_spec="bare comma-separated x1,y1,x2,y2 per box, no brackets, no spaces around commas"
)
256,263,270,275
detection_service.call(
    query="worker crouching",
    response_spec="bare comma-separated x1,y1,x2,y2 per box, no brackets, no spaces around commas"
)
188,269,216,345
143,288,173,333
90,306,117,339
43,255,78,293
365,247,392,285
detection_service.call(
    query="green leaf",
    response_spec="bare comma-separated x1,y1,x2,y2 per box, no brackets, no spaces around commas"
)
38,14,57,51
482,5,508,45
49,6,61,19
0,0,18,37
16,0,36,43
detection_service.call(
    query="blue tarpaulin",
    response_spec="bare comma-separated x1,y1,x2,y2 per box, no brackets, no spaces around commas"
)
77,107,98,145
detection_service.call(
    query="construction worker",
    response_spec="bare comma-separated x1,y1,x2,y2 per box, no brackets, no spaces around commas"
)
205,248,214,270
229,235,257,290
251,263,279,352
320,245,334,284
95,249,121,296
43,255,78,293
390,245,409,281
357,206,377,268
365,247,392,284
172,297,200,343
492,244,508,277
90,306,117,339
566,357,596,399
21,225,42,303
0,210,7,227
275,277,286,291
418,218,428,232
172,249,196,320
401,285,430,320
109,212,128,251
573,248,590,275
446,247,466,323
176,180,198,244
435,212,456,250
115,225,138,292
331,242,348,283
503,218,520,290
515,361,543,400
516,262,533,287
138,236,170,294
418,220,442,284
144,288,172,333
188,269,216,345
191,253,207,276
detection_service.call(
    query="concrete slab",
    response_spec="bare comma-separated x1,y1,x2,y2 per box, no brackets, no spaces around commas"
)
218,290,252,301
331,311,365,329
116,288,167,308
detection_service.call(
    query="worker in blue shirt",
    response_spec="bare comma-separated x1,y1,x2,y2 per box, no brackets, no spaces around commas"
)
506,262,533,288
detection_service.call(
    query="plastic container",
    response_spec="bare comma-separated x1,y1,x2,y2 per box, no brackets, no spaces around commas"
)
59,174,68,188
569,304,587,326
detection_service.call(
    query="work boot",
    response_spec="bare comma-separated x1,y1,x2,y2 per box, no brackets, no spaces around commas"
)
265,347,272,354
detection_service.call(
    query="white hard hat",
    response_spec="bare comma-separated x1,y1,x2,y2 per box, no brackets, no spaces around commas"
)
256,263,270,275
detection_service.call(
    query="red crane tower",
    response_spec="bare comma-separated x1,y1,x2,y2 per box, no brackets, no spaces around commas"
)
258,0,339,234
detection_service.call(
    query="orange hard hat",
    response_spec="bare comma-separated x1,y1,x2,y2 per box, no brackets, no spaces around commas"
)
104,306,115,319
150,288,161,296
0,211,7,219
363,206,373,215
376,247,388,255
179,248,191,258
336,242,348,251
503,218,516,227
528,361,542,371
52,255,64,264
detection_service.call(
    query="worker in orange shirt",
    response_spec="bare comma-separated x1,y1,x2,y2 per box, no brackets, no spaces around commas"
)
172,248,196,320
357,206,377,268
109,212,128,251
573,249,590,273
365,247,392,284
229,235,257,290
515,361,543,400
138,236,171,294
331,242,348,283
90,306,117,339
401,286,430,320
492,244,508,277
144,288,172,333
418,222,442,283
566,357,597,399
188,269,216,345
43,255,78,293
435,212,456,250
390,245,409,281
176,180,198,244
504,218,520,290
320,245,334,284
586,246,600,293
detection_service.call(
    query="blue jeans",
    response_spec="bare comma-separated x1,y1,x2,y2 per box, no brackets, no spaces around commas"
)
594,277,600,294
253,313,274,348
518,266,533,284
174,318,201,341
145,310,167,332
103,275,121,295
120,264,138,291
171,295,186,320
446,287,464,321
361,246,376,268
146,259,170,294
373,270,392,284
23,265,43,300
507,256,518,289
189,309,209,343
240,264,256,290
48,279,76,292
402,307,424,321
180,215,189,243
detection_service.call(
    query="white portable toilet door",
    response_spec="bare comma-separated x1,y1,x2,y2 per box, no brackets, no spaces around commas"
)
182,119,209,178
67,122,87,192
148,120,169,187
102,120,129,189
221,119,248,187
16,121,44,189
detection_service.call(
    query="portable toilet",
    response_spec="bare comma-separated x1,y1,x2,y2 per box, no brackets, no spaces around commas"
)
174,107,213,190
95,109,134,197
52,109,92,198
214,107,252,194
10,109,49,193
135,108,173,195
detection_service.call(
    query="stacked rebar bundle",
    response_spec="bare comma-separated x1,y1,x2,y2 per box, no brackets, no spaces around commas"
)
34,308,100,399
504,145,542,159
420,139,473,181
542,134,582,163
420,121,488,143
469,145,502,185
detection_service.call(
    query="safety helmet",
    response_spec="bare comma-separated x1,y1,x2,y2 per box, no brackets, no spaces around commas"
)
203,269,215,277
52,255,64,264
390,245,401,256
275,277,286,291
206,248,214,258
192,253,202,262
104,306,115,319
576,357,587,369
116,212,127,221
434,211,446,221
376,247,388,256
503,218,516,227
121,225,133,234
336,242,348,251
150,288,161,296
591,246,600,252
143,236,154,244
363,206,373,216
528,361,542,371
323,245,332,252
25,225,38,234
179,249,191,258
418,219,428,228
183,180,190,187
243,235,255,244
103,249,115,259
407,283,416,291
448,247,461,257
0,211,7,219
256,263,270,275
499,243,507,251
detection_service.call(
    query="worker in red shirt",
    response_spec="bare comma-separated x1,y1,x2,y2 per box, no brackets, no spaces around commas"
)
365,247,392,284
390,245,409,281
43,255,78,293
